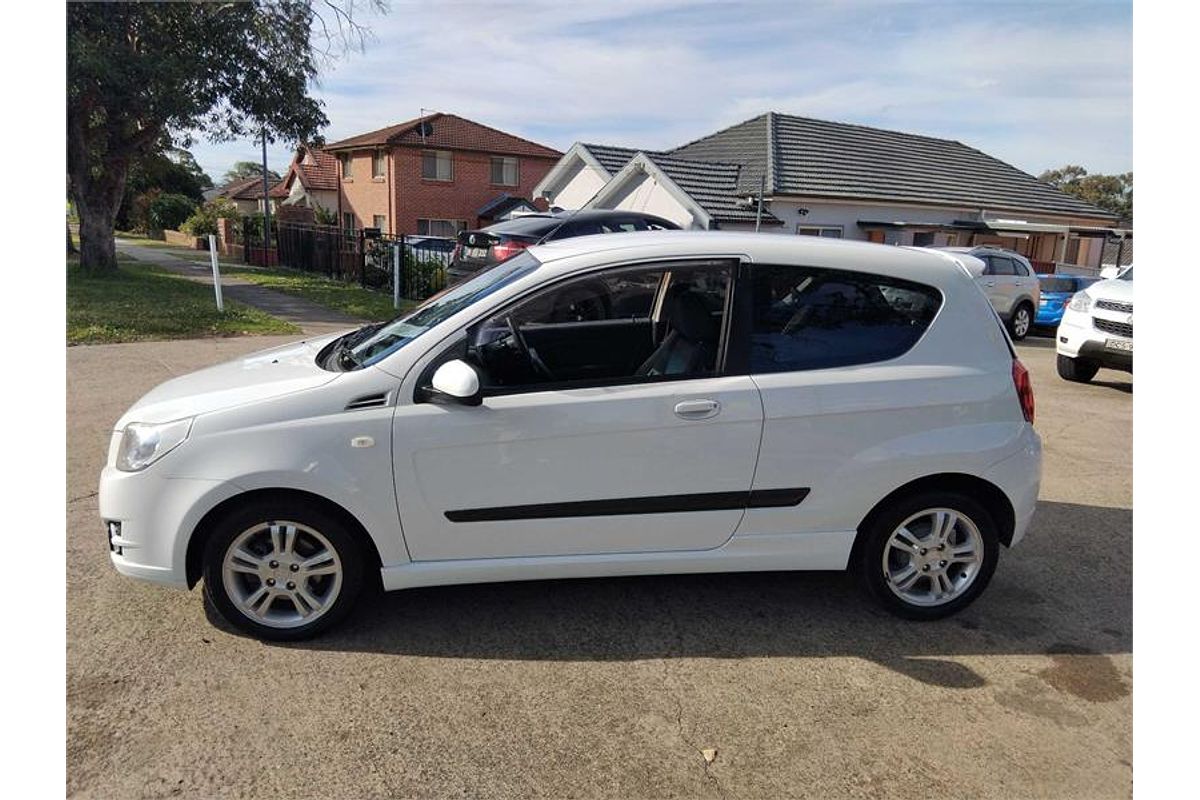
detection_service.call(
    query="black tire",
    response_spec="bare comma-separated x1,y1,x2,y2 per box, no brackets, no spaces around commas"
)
855,491,1000,621
202,498,366,641
1056,353,1099,383
1007,302,1033,341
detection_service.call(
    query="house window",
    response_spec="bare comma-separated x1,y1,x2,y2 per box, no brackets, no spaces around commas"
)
491,156,519,186
343,212,355,231
422,150,453,181
796,225,843,238
417,218,466,238
912,231,936,247
339,152,353,179
372,150,386,179
373,215,387,232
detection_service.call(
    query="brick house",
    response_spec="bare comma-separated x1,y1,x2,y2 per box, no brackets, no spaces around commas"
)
322,113,561,237
274,144,340,219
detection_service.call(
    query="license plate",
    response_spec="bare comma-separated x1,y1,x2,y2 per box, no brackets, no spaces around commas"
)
466,247,487,259
1105,338,1132,352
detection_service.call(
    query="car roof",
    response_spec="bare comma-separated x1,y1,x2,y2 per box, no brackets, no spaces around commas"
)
528,230,979,289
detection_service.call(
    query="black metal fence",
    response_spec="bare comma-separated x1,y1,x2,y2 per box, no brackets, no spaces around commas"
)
241,219,454,302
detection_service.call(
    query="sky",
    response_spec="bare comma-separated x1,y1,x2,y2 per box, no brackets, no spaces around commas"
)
189,0,1132,185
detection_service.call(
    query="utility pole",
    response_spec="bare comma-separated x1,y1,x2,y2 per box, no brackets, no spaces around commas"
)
260,128,271,265
754,175,765,232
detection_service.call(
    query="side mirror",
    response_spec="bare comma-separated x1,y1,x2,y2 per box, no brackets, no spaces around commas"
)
424,359,483,406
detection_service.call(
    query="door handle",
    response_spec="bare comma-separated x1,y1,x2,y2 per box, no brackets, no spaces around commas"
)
674,399,720,419
984,281,996,287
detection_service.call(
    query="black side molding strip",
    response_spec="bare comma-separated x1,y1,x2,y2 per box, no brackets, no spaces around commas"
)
444,488,809,523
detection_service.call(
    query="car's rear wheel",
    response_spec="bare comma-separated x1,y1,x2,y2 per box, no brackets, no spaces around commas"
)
1056,353,1099,383
1008,303,1033,340
202,499,365,641
856,492,999,620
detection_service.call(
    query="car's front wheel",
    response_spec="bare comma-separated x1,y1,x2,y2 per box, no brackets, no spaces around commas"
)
1056,353,1099,383
202,499,365,641
856,492,1000,620
1008,303,1033,341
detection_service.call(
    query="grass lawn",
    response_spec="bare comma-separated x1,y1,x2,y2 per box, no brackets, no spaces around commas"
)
222,266,413,322
67,256,299,344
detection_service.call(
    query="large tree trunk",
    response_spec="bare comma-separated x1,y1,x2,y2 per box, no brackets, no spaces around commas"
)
67,219,77,255
68,155,128,276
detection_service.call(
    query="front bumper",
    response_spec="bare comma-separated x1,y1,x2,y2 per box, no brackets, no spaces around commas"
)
99,463,241,589
1056,308,1133,372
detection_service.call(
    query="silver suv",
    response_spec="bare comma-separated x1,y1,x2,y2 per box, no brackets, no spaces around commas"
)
935,247,1041,340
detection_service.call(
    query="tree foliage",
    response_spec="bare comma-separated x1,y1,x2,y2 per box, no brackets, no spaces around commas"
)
116,145,213,231
67,1,383,275
1039,165,1133,222
223,161,283,186
182,198,241,238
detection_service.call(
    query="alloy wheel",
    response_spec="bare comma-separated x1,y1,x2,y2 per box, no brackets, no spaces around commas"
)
1013,307,1031,338
221,520,344,629
881,508,984,607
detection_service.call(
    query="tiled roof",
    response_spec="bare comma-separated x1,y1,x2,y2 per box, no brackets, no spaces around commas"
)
581,143,665,175
325,113,561,159
226,176,287,200
293,146,338,191
671,112,1117,219
216,176,264,200
645,154,782,226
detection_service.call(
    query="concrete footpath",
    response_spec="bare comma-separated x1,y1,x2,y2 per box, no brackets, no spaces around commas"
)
116,238,364,337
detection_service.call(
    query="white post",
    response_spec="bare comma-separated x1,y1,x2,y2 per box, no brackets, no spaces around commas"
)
208,234,224,313
393,241,401,310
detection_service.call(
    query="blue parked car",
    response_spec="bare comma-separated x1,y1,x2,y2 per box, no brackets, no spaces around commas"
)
1035,274,1100,330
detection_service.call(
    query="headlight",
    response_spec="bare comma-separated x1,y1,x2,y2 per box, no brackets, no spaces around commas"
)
1068,292,1093,312
116,418,193,472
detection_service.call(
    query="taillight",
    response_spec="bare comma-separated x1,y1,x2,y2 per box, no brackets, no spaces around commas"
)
1012,358,1035,424
491,239,531,262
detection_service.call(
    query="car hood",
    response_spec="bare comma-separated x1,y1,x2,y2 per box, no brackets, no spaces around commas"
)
114,333,347,428
1086,277,1133,302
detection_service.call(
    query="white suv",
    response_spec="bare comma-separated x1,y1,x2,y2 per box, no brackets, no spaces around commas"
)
99,232,1042,640
935,246,1041,340
1056,266,1133,382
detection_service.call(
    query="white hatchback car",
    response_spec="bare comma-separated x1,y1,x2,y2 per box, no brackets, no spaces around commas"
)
100,232,1042,640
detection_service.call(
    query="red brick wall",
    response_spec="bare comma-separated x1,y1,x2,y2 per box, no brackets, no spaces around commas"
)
338,150,394,232
334,146,558,236
390,147,557,235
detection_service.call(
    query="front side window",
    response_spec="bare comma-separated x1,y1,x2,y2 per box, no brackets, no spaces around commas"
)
490,156,519,186
422,150,453,181
372,214,387,231
342,212,355,231
748,264,941,373
467,261,732,392
339,152,353,178
372,150,386,178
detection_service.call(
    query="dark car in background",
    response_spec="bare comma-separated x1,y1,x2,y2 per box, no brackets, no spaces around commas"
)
1035,273,1100,330
447,210,680,284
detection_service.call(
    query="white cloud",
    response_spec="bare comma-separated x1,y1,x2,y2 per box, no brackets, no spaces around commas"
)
189,0,1131,182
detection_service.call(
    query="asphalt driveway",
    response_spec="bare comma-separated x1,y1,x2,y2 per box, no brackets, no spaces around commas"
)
66,333,1131,799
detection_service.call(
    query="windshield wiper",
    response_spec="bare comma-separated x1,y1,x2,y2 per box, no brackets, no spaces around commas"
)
335,342,363,371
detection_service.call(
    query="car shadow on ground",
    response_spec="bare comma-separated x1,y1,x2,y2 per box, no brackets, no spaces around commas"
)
217,501,1131,691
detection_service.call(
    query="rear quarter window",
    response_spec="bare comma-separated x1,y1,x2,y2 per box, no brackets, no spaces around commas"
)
748,265,942,373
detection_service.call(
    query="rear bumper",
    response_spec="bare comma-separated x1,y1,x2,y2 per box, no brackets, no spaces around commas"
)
982,425,1042,547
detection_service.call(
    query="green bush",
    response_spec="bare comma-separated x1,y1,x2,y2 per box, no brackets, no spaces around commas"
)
182,197,240,237
148,193,197,232
312,202,337,226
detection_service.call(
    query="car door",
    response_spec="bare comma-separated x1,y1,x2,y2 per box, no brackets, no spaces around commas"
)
390,259,765,562
978,255,1017,314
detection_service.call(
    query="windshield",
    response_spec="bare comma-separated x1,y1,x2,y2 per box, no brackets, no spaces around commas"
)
345,251,540,367
1118,266,1133,281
